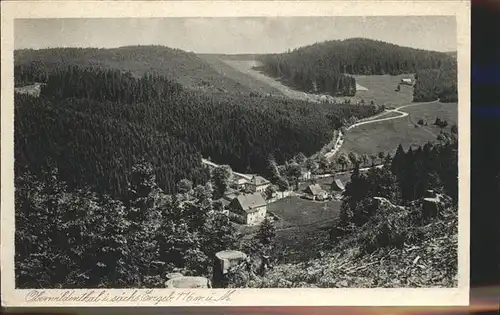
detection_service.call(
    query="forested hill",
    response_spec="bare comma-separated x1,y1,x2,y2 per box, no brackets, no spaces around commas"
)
15,66,381,197
14,46,255,94
258,38,456,96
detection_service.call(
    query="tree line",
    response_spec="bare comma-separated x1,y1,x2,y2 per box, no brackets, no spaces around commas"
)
334,131,458,238
413,65,458,102
15,65,381,197
258,38,456,96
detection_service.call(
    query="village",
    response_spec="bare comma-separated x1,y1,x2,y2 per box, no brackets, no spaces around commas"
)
201,158,346,227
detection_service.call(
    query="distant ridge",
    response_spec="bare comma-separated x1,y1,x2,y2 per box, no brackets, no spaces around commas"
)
257,38,456,97
14,46,256,94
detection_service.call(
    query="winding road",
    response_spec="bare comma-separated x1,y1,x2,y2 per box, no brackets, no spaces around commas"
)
324,99,440,159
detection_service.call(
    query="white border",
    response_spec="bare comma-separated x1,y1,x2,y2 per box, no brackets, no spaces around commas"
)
1,0,470,307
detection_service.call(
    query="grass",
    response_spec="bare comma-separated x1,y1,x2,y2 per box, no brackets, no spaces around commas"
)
267,196,342,229
362,110,403,121
234,195,342,262
353,74,415,106
339,117,435,157
339,102,458,157
404,102,458,133
199,54,285,96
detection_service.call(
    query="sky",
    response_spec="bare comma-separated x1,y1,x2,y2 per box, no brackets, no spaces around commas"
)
15,16,457,53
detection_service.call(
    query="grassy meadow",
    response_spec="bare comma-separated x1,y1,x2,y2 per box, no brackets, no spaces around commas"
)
339,102,458,157
353,74,415,106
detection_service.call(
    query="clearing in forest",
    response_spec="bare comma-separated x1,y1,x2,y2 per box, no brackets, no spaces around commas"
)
353,74,415,106
338,102,458,157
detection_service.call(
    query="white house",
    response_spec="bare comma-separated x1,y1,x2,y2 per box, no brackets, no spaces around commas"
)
229,192,267,225
247,175,271,193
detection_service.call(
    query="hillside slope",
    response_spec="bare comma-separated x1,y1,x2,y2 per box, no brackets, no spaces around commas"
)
258,38,456,97
14,46,256,95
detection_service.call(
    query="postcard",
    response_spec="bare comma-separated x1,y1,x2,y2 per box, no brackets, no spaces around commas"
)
1,0,470,307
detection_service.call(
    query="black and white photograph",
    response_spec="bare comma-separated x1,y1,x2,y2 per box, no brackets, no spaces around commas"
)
1,0,470,307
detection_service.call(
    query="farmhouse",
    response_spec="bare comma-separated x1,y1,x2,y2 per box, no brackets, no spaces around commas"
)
247,175,271,193
233,177,249,190
400,78,413,85
229,192,267,225
304,184,329,201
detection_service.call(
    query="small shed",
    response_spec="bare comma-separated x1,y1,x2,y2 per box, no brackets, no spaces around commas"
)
304,184,329,201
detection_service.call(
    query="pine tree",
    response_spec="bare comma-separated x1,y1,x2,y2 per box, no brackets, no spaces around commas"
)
256,216,276,247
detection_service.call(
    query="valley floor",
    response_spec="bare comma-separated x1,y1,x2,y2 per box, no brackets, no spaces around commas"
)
339,101,458,157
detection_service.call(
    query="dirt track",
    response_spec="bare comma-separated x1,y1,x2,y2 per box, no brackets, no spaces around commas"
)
324,99,440,159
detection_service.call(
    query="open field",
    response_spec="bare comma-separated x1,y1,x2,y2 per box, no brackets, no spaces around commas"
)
198,54,285,96
267,196,342,229
353,74,415,106
339,115,434,157
220,59,323,102
339,102,458,157
269,196,342,262
234,194,342,262
404,102,458,133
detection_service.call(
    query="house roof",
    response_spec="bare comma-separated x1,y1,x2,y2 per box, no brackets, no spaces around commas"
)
306,184,327,195
332,179,345,191
235,178,249,185
249,175,270,186
223,192,239,201
232,192,266,213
